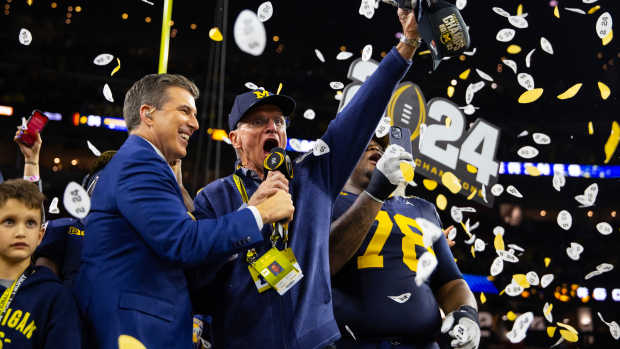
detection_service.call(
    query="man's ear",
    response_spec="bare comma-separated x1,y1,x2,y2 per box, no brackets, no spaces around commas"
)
36,226,44,246
229,130,242,151
139,105,156,127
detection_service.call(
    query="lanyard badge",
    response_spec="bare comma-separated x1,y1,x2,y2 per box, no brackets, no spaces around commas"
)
248,247,303,295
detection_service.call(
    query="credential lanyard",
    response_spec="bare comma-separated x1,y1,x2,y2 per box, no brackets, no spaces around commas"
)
0,265,35,324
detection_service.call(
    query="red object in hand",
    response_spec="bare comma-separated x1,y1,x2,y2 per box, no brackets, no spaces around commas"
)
18,110,48,146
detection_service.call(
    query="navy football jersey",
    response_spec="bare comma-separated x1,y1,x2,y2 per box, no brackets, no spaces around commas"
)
35,217,85,287
331,192,462,341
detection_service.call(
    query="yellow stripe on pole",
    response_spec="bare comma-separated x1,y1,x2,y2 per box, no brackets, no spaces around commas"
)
158,0,174,74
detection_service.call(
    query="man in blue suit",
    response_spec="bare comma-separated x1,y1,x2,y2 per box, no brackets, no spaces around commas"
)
73,74,295,349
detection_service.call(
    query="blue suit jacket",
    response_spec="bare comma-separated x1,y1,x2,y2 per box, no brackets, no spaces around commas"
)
73,135,263,349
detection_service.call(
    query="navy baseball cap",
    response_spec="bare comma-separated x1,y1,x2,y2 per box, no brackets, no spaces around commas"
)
228,89,296,131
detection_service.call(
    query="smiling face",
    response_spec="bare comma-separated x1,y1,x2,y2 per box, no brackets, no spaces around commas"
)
348,139,385,191
229,104,287,178
0,199,43,266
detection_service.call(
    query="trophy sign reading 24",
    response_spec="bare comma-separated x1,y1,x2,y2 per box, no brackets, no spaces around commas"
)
338,59,500,207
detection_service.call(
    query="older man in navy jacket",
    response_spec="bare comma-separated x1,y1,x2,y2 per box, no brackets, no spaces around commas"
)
73,74,294,349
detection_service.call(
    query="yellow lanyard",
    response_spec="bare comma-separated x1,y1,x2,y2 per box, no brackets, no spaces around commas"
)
0,266,33,324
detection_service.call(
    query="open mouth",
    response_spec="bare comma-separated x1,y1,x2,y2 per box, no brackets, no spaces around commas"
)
263,138,279,153
369,153,381,163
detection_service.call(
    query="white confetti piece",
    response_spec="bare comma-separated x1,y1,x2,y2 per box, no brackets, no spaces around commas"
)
505,282,524,296
140,0,154,4
517,73,535,91
447,226,457,240
492,7,511,17
313,139,330,156
526,271,539,286
533,133,551,145
585,270,603,279
557,210,572,230
387,292,411,303
451,206,463,223
257,1,273,22
496,28,516,42
362,44,373,61
336,51,354,60
475,69,494,82
540,37,554,55
550,337,565,348
597,263,613,272
63,182,91,219
552,172,565,192
463,48,477,56
575,183,598,207
582,0,598,3
233,10,266,56
506,185,523,198
493,226,505,236
456,0,467,10
93,53,114,66
508,244,524,252
19,28,32,46
525,49,535,68
415,252,438,286
87,140,102,157
465,81,485,104
245,82,259,90
314,49,325,63
507,312,533,343
474,238,486,252
345,325,358,341
464,233,476,245
596,222,613,235
517,130,529,138
502,59,517,74
564,7,586,15
508,15,529,29
543,302,553,323
303,109,316,120
417,217,443,248
48,197,59,214
517,145,539,159
20,117,27,130
497,250,519,263
375,116,391,138
566,242,584,260
491,184,504,196
358,0,376,19
330,81,344,90
541,274,554,288
103,84,114,103
596,12,612,40
461,104,477,115
491,256,504,276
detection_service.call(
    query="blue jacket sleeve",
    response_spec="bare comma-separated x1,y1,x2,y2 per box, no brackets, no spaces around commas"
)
319,47,411,200
44,287,82,349
116,157,263,265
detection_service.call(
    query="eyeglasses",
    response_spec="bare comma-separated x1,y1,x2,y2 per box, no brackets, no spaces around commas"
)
240,116,288,130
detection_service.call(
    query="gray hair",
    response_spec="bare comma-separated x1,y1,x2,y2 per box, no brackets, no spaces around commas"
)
123,73,199,132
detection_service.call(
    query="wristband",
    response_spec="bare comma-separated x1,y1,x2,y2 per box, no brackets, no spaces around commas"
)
24,175,40,182
25,161,38,165
399,35,422,48
365,169,397,202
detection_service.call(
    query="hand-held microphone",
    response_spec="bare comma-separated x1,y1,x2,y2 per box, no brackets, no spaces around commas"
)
263,147,294,242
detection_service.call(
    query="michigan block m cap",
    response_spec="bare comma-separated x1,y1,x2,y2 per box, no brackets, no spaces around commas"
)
228,89,296,131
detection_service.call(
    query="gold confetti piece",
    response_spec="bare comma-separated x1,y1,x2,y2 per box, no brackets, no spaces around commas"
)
119,335,147,349
418,50,431,55
557,83,583,100
447,86,455,98
545,303,553,316
604,121,620,164
400,162,415,182
507,44,522,54
507,311,517,321
494,233,505,251
557,322,578,334
602,30,613,46
441,172,462,194
513,274,530,288
276,82,283,95
554,6,560,18
517,4,523,15
499,289,505,296
525,165,541,176
466,164,478,173
209,27,223,41
518,88,543,103
467,188,477,200
423,179,438,191
480,292,487,304
471,245,476,257
588,5,600,14
598,82,611,100
459,68,471,80
111,58,121,76
588,121,594,135
445,117,452,127
436,194,447,210
559,329,578,342
547,326,557,338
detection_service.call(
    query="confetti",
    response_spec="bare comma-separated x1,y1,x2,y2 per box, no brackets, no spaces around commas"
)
550,337,564,348
448,226,457,240
387,292,411,303
507,44,522,54
141,0,154,5
466,164,477,173
48,197,59,214
19,28,32,46
330,81,344,90
574,183,598,207
596,222,613,235
557,83,583,100
456,0,467,10
508,15,528,29
464,233,476,245
554,6,560,18
545,257,551,267
582,0,599,3
547,326,557,338
544,303,553,323
418,218,443,248
441,172,462,194
93,53,114,66
507,312,534,343
87,140,102,157
588,121,594,134
498,250,519,263
540,37,554,54
557,210,572,230
508,244,524,252
517,73,535,91
597,312,620,340
423,179,438,191
480,292,486,304
491,184,504,196
597,263,614,272
336,51,353,60
63,182,91,219
400,162,415,182
505,282,524,296
209,27,223,41
474,238,486,252
602,29,613,46
475,69,494,82
257,1,273,22
596,12,612,39
245,82,259,90
493,7,511,18
585,270,603,279
491,256,504,276
415,252,438,286
587,5,600,14
517,145,539,159
303,109,316,120
552,172,565,191
459,68,471,80
526,271,539,286
598,82,610,100
375,116,391,138
604,121,619,164
493,226,505,236
564,7,586,15
559,329,578,342
103,84,114,103
502,59,517,74
276,82,283,95
525,165,541,176
541,274,554,288
313,139,330,156
358,0,375,19
525,48,535,68
465,81,485,104
447,86,455,98
233,11,266,56
461,104,477,115
362,44,373,61
344,325,357,341
451,207,463,223
111,58,121,76
518,88,543,103
533,132,551,145
506,185,523,198
512,274,530,288
566,242,584,260
507,311,517,321
496,28,516,42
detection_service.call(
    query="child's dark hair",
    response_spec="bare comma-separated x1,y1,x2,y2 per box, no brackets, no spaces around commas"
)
0,179,45,222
